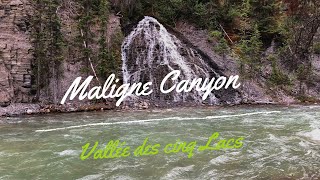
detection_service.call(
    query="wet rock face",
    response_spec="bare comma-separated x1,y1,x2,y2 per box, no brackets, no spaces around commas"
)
0,0,33,106
122,17,241,106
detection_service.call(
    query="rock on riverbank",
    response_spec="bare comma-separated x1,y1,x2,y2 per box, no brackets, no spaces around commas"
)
0,102,116,117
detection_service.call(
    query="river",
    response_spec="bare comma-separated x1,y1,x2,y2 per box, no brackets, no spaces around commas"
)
0,105,319,179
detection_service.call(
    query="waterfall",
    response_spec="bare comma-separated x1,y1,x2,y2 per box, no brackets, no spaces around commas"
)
121,16,225,105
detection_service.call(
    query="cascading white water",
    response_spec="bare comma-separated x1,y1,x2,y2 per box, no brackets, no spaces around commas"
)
121,16,220,105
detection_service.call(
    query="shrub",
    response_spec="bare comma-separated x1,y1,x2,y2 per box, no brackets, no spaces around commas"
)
269,57,291,86
235,24,263,77
297,95,318,103
211,30,229,55
313,43,320,54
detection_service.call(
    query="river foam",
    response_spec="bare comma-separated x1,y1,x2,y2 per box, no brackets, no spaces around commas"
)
35,111,281,132
301,129,320,141
56,150,80,156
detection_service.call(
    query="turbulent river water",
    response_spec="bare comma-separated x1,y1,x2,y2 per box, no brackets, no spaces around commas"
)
0,105,320,179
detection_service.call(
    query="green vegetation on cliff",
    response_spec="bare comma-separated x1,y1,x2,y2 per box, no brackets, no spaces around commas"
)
30,0,123,104
28,0,319,104
112,0,319,96
30,0,64,103
76,0,122,79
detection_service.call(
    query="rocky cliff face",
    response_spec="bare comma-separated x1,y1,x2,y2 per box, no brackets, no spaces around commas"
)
0,0,319,110
175,22,275,104
0,0,123,107
0,0,33,106
175,22,320,104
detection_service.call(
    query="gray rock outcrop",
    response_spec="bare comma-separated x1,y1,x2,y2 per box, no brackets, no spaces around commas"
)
0,0,33,106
